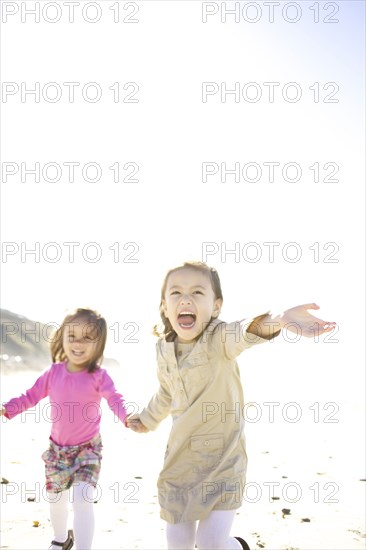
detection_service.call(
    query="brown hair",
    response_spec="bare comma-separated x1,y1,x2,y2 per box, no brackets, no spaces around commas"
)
51,308,107,373
153,261,223,341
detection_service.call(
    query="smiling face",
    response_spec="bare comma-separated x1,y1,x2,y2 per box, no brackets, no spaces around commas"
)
162,267,222,343
62,319,100,372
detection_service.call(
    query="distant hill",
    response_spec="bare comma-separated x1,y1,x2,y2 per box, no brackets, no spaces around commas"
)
0,309,119,373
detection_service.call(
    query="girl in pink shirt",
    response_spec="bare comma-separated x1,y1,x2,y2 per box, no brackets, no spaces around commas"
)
1,308,128,550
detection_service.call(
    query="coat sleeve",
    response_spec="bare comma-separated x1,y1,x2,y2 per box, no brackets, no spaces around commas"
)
139,342,172,431
210,314,281,360
2,367,52,419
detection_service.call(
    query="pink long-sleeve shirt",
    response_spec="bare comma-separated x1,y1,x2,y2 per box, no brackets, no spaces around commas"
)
3,362,128,446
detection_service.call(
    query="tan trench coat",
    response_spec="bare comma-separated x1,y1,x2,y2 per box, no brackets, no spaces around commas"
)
140,317,278,523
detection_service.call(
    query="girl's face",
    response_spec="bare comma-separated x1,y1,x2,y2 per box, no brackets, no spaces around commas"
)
163,267,222,343
62,319,99,371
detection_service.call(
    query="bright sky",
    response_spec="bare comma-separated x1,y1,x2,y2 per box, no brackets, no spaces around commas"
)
1,1,364,391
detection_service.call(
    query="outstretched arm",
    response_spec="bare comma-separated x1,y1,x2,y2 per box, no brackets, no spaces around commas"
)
247,303,336,339
1,369,51,419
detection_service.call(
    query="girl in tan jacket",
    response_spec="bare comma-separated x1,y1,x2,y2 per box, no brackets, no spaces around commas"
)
127,261,336,550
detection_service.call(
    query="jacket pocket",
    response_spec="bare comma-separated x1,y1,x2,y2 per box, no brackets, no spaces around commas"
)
158,359,178,395
190,434,224,473
186,351,209,370
184,352,211,387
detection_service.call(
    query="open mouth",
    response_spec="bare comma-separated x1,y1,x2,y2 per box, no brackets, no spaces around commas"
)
177,311,196,329
71,350,85,357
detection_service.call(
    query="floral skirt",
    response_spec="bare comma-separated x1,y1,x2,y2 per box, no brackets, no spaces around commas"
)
41,434,103,492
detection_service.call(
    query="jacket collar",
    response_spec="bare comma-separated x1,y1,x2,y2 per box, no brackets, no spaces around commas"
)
159,318,223,360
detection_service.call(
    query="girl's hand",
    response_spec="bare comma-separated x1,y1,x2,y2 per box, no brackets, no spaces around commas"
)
0,408,5,416
280,304,337,338
125,414,149,433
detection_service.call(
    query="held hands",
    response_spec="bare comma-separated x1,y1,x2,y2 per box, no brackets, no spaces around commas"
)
279,303,337,337
125,414,149,433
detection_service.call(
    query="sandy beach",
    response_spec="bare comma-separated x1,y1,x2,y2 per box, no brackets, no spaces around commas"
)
1,357,365,550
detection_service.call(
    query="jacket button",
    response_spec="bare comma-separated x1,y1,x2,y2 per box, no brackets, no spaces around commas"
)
204,440,210,446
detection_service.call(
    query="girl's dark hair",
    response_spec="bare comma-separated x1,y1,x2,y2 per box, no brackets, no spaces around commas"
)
51,308,107,373
153,261,223,341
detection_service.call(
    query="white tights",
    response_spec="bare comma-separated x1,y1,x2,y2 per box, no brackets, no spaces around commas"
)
166,510,242,550
48,483,95,550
